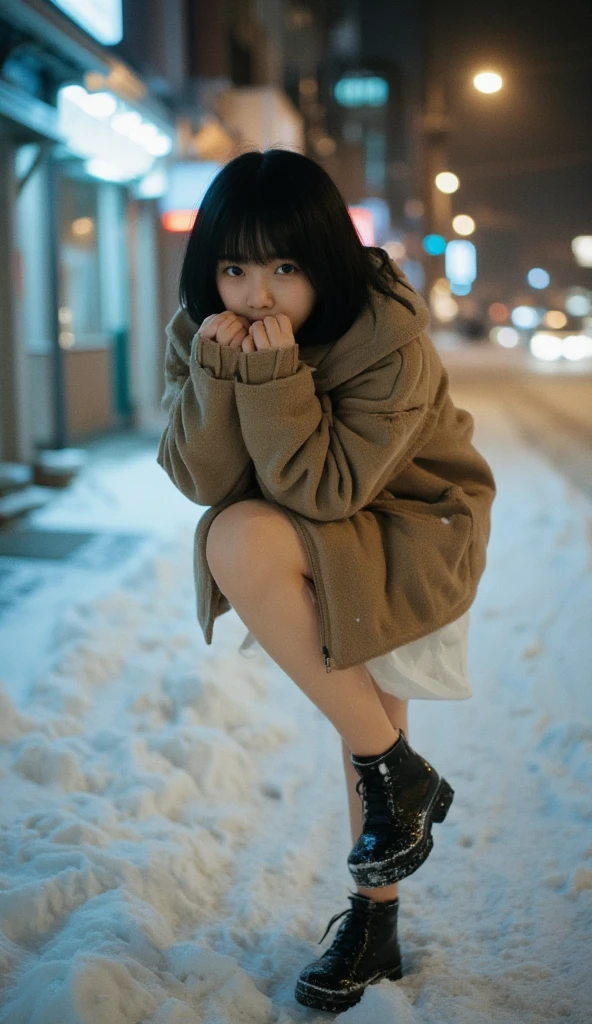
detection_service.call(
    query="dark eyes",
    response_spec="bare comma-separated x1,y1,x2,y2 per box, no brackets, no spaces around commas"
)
221,262,299,276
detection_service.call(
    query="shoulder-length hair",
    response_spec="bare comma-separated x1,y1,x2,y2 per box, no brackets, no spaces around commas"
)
179,148,417,345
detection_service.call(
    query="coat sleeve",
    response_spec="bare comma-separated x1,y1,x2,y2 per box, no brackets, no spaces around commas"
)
156,310,254,507
233,334,433,521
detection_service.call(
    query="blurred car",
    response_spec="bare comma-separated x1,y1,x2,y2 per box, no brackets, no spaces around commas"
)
528,330,592,364
457,316,489,342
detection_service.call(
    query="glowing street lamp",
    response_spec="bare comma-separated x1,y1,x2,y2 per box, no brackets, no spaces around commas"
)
452,214,475,236
435,171,459,194
571,236,592,268
473,71,503,94
422,65,499,298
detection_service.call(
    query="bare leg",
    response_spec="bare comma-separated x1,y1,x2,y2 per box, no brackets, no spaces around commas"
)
206,501,399,758
206,500,406,903
342,688,409,902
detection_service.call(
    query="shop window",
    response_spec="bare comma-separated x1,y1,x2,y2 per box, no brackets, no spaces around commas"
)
59,175,101,346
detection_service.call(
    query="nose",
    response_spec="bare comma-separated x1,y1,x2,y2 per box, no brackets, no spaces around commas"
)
246,275,274,311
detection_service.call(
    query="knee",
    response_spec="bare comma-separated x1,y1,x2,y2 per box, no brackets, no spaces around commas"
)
205,499,311,589
205,501,257,584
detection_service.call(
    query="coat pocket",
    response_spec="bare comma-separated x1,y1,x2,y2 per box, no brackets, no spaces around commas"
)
366,484,473,527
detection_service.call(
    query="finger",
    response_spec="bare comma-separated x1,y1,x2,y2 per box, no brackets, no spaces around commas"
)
276,313,294,335
241,335,256,353
266,314,295,348
227,327,248,348
221,310,249,326
198,313,217,338
249,320,271,349
263,316,283,347
216,312,251,345
199,311,233,339
272,315,294,348
217,317,246,345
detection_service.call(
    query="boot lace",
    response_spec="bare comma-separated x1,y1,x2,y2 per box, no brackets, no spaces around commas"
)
355,774,392,825
317,903,368,952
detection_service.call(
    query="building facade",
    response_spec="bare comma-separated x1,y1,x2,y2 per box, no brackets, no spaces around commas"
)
0,0,304,464
0,0,427,465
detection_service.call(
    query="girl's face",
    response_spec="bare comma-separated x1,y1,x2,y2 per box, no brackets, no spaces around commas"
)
216,258,316,334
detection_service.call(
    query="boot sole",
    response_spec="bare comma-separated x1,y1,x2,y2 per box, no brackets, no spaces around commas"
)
347,777,454,887
295,962,402,1012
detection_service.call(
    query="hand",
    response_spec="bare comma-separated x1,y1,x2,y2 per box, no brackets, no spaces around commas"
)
199,311,251,349
240,314,295,353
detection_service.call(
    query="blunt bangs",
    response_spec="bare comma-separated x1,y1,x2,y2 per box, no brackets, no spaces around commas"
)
179,149,417,343
216,201,305,268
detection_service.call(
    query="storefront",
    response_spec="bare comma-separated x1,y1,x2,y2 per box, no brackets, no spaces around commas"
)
0,0,175,462
17,147,134,445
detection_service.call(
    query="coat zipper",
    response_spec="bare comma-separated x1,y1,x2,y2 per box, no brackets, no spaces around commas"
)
283,511,332,673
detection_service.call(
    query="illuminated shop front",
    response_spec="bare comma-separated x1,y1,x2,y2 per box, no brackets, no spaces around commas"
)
0,0,175,460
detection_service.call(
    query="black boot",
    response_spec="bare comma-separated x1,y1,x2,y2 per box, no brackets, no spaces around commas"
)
347,729,454,887
294,892,402,1013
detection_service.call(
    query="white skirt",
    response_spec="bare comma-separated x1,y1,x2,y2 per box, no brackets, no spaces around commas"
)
238,610,472,702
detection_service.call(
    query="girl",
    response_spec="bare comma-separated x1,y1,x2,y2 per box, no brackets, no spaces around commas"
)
157,149,496,1013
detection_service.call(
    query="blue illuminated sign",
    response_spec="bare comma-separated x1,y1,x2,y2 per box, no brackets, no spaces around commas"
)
334,77,389,107
445,240,477,285
49,0,123,45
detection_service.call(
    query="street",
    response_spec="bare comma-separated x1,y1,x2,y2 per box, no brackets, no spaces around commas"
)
0,351,591,1023
443,341,592,500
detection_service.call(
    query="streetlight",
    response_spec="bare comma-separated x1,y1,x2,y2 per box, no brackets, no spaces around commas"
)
435,171,459,193
473,71,503,94
421,59,499,297
571,236,592,268
452,214,475,235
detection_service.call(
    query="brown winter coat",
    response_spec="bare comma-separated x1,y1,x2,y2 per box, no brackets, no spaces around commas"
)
156,264,496,671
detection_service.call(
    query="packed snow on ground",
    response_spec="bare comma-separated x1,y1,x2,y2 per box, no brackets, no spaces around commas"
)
0,394,591,1024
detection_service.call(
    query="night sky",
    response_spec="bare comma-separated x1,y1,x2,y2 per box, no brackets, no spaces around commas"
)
437,0,592,297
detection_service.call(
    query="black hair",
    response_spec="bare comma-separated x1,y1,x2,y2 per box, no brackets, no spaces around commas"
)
179,148,417,346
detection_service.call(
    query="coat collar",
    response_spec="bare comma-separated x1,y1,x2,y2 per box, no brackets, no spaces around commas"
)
307,261,431,393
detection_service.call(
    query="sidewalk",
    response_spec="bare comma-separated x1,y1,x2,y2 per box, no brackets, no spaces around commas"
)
0,396,590,1022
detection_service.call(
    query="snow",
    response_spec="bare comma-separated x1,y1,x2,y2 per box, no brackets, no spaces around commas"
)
0,396,591,1023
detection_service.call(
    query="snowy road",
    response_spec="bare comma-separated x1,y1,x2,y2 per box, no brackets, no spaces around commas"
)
0,386,591,1023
